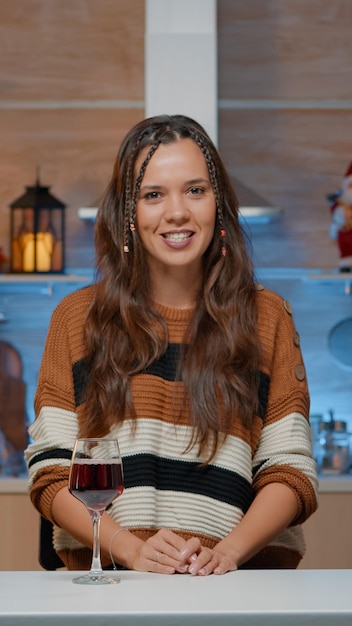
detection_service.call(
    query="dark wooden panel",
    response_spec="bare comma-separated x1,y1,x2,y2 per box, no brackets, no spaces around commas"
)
219,108,352,268
218,0,352,100
0,0,145,101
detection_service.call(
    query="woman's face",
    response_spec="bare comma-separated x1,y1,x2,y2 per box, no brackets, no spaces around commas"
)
135,138,216,275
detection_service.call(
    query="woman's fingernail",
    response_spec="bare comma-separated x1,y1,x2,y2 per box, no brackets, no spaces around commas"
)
178,564,188,572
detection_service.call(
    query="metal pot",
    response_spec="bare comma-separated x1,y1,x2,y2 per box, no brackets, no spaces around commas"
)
314,419,351,475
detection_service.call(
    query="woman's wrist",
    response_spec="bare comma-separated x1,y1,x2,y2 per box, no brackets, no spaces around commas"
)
214,537,244,569
108,527,129,568
107,527,143,570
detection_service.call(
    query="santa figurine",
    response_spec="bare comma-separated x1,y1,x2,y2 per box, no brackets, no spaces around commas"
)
0,247,9,273
329,161,352,271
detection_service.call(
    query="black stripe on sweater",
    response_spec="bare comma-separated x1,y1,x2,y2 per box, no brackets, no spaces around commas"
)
258,370,270,420
72,344,182,407
27,448,253,513
27,448,72,469
123,453,254,512
72,359,90,407
143,343,182,381
72,348,270,420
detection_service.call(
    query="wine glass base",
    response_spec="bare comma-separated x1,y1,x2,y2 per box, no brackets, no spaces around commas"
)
72,573,120,585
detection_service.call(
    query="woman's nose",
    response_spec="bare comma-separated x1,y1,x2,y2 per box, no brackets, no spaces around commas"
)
164,193,190,222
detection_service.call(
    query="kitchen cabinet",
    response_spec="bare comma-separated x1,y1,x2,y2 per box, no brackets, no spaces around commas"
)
300,485,352,569
0,486,40,570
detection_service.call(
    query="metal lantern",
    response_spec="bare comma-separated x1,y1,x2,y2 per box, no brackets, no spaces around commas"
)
9,176,66,274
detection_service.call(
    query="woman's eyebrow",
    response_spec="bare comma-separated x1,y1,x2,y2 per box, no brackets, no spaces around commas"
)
139,184,162,191
186,177,210,185
140,178,210,190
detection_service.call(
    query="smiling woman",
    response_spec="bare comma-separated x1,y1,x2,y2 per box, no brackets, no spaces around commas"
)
25,114,317,576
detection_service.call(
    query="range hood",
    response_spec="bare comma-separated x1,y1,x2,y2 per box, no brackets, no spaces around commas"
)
231,177,282,224
78,206,99,221
78,179,282,225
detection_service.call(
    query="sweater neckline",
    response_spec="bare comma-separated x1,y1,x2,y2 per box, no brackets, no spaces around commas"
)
154,301,195,322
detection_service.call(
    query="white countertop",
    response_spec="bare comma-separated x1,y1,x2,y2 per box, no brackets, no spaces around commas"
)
2,474,352,494
0,569,351,625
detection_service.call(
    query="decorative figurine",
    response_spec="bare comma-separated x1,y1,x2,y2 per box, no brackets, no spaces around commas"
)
328,162,352,271
0,247,9,273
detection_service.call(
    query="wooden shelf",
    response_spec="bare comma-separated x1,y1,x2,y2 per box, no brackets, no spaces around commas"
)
0,273,92,283
305,271,351,294
306,272,352,281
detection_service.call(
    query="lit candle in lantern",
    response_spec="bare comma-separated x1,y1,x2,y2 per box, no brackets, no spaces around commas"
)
21,231,53,272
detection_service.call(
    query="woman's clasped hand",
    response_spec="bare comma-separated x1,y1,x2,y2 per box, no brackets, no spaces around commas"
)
132,529,238,576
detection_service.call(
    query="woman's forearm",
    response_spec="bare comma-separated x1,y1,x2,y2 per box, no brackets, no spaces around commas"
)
215,482,299,567
51,487,143,568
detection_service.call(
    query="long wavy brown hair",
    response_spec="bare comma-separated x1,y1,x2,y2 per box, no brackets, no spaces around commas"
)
82,114,261,460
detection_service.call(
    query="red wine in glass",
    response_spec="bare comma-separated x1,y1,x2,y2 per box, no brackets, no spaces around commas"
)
68,437,124,585
70,461,124,511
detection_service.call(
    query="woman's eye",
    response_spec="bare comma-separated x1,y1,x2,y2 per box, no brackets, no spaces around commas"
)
144,191,160,200
188,187,204,196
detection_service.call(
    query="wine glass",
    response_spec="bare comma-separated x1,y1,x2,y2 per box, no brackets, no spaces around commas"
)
69,437,124,584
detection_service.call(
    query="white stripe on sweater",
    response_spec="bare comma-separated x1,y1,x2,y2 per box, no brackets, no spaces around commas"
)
109,487,244,537
110,418,252,479
253,412,318,493
25,406,79,483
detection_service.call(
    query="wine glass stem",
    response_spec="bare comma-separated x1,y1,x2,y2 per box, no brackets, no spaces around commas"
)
90,511,103,575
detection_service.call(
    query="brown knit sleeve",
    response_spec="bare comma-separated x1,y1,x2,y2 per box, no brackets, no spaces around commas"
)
29,466,69,523
27,286,94,520
253,290,318,524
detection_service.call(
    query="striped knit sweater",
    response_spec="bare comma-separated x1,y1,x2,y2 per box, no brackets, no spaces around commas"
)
25,283,318,570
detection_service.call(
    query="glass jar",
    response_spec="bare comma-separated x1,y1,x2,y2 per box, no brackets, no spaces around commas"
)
315,420,351,475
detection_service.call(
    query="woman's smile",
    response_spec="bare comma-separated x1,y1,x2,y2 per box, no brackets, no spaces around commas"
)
161,229,194,246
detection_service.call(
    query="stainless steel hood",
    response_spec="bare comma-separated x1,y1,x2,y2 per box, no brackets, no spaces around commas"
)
78,179,282,225
231,177,282,224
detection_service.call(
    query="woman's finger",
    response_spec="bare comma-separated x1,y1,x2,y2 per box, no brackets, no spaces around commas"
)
150,548,177,574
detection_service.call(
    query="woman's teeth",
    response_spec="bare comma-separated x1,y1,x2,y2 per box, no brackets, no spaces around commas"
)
164,232,191,242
